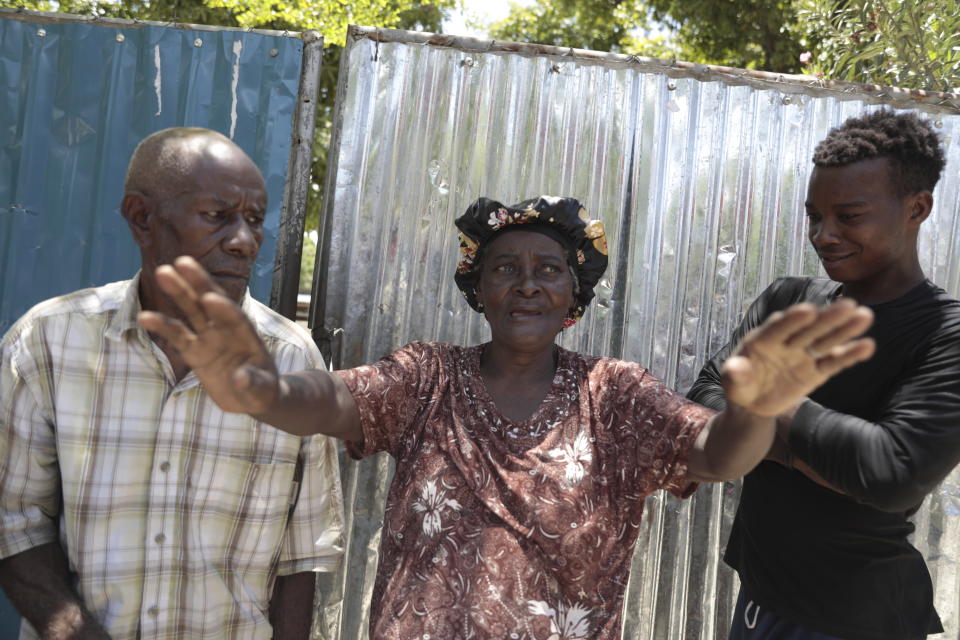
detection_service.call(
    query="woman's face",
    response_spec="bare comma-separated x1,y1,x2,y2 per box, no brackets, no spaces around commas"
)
477,230,575,352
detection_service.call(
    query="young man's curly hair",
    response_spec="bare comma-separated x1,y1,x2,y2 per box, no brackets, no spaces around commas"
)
812,109,945,197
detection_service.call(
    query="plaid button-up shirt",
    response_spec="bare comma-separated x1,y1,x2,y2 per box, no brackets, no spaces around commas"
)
0,276,344,639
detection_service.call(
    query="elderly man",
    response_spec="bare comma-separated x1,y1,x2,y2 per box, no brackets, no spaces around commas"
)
0,128,344,639
689,110,960,639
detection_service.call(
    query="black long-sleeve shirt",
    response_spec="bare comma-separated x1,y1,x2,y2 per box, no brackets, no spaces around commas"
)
688,277,960,640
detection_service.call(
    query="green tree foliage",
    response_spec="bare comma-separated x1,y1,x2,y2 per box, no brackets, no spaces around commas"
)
487,0,644,53
798,0,960,92
642,0,807,72
488,0,808,73
490,0,958,89
2,0,234,24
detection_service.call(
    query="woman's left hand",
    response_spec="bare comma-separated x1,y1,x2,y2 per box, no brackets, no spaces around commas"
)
721,299,875,417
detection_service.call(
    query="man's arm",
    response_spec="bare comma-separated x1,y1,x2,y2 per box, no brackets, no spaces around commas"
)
785,338,960,511
766,427,839,491
0,327,108,638
137,257,362,441
0,543,110,640
269,572,315,640
686,300,874,481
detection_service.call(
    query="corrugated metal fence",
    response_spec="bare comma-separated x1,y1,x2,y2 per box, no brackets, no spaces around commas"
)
311,26,960,639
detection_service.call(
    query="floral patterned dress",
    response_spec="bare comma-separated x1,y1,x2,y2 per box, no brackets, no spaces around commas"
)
337,342,713,640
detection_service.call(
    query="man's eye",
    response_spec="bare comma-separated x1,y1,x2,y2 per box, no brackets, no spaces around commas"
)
838,214,860,222
541,264,561,273
245,213,265,226
203,210,225,221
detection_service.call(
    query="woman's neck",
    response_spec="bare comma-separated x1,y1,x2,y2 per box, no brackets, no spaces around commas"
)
480,340,557,382
479,340,559,422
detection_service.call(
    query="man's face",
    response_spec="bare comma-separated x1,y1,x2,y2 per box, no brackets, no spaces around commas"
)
805,157,917,291
148,142,267,302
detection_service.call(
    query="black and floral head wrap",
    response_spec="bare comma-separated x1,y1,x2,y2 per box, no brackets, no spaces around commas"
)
454,195,609,327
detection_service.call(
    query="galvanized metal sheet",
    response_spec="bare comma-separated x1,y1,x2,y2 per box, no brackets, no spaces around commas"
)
0,10,305,335
314,27,960,639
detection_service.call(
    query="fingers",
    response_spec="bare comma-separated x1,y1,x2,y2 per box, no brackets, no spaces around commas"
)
137,311,195,352
198,291,266,354
746,300,874,356
154,256,234,333
174,256,227,298
807,307,873,357
199,291,249,328
814,337,876,378
154,261,210,332
744,304,818,346
786,299,874,354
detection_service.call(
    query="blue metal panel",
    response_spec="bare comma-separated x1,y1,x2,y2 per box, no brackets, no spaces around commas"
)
0,13,304,334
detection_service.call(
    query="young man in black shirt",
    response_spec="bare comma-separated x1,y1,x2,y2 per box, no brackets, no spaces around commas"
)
688,110,960,640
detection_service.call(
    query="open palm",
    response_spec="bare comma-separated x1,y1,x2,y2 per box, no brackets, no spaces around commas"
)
138,256,280,414
723,301,875,417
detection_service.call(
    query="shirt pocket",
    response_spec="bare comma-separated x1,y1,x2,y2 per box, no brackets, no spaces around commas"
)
186,453,297,577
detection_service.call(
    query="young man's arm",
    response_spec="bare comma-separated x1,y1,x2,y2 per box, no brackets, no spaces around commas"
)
783,335,960,511
0,543,110,640
689,289,960,510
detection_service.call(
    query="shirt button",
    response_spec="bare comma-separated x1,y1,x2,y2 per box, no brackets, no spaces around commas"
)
154,533,166,544
159,461,171,472
148,606,159,617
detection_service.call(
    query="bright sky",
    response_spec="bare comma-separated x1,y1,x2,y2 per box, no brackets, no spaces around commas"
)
443,0,531,38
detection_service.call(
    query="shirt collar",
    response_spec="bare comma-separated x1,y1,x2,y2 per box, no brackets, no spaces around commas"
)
105,271,256,342
104,273,145,342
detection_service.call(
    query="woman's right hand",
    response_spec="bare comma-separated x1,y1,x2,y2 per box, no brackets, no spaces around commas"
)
138,256,280,415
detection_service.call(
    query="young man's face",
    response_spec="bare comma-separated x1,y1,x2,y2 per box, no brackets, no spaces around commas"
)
805,156,922,293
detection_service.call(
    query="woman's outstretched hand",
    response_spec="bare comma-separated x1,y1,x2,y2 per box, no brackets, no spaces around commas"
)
137,256,280,414
723,299,876,417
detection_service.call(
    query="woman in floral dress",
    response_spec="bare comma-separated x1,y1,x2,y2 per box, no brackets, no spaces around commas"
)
141,195,875,640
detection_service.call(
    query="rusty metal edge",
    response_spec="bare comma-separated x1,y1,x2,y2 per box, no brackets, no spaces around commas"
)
308,30,358,370
270,29,323,320
346,24,960,115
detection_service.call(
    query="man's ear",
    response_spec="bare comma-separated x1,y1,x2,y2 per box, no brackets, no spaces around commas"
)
121,192,155,248
907,191,933,225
